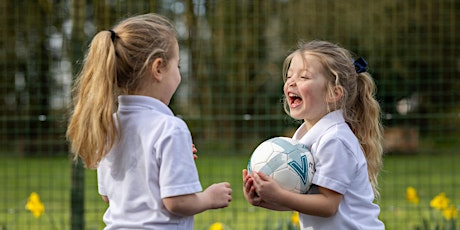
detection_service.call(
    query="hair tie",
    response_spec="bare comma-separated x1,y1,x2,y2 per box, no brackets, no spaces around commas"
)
108,29,117,42
353,57,368,74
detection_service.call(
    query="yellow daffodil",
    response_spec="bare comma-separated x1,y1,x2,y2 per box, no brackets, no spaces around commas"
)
290,211,299,226
209,222,224,230
25,192,45,218
406,186,419,205
430,192,450,210
404,188,458,229
442,205,458,220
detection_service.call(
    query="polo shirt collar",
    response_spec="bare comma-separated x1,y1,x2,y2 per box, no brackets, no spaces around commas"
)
293,110,345,147
117,95,174,116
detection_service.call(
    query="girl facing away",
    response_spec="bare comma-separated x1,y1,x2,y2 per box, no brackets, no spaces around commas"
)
242,40,385,229
66,13,232,230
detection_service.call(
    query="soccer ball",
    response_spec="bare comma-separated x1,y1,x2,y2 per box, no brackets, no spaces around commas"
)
247,137,315,194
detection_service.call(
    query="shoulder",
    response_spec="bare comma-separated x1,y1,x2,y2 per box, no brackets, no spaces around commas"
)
160,115,190,133
313,122,362,161
321,122,358,147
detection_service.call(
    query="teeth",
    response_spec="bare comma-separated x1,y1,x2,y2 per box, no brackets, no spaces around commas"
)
288,93,299,98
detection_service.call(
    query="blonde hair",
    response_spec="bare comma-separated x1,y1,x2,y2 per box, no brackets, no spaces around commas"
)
282,40,384,200
66,13,177,169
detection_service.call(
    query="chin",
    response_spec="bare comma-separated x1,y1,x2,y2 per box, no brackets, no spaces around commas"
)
289,110,304,121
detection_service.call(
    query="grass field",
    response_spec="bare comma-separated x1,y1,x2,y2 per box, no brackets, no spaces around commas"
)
0,150,459,229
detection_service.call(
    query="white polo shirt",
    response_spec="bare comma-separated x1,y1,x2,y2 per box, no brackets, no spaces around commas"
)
293,110,384,230
97,95,202,230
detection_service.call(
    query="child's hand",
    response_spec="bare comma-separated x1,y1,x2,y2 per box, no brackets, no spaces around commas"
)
163,182,232,215
242,169,262,206
192,144,198,160
203,182,232,209
252,171,284,204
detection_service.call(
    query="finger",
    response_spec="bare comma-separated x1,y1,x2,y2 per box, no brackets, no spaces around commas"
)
252,171,261,182
192,144,197,153
257,171,270,181
243,180,250,192
242,169,248,180
248,188,256,199
220,182,230,188
242,169,248,177
250,185,257,195
244,177,254,189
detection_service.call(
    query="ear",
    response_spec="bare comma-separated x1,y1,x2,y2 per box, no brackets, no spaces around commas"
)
327,85,344,103
151,58,163,81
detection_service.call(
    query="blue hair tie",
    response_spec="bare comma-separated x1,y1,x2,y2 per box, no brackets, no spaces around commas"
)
353,57,368,74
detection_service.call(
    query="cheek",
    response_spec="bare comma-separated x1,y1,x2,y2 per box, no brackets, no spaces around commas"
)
300,86,322,103
175,70,181,85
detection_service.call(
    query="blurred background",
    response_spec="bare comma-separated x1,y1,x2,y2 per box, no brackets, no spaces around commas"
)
0,0,459,229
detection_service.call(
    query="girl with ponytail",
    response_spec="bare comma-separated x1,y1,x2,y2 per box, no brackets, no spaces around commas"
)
67,13,232,229
243,40,384,229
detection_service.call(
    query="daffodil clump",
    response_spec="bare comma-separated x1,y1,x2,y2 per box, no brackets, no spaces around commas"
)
25,192,45,218
287,211,300,229
406,186,458,230
209,222,232,230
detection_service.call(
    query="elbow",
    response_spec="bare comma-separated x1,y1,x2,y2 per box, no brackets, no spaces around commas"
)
316,187,342,217
318,205,339,217
163,199,185,216
321,208,338,217
163,196,195,216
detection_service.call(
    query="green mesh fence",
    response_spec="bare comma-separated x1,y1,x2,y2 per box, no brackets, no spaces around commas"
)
1,0,459,229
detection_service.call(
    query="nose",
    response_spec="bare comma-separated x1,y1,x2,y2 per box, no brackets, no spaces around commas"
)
286,78,296,87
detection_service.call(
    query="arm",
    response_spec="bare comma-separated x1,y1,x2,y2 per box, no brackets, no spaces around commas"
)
162,182,232,216
251,171,342,217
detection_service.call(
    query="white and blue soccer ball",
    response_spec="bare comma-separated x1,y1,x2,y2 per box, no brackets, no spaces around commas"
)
247,137,315,194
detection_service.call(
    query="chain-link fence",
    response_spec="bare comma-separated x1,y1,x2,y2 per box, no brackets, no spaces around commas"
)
1,0,459,229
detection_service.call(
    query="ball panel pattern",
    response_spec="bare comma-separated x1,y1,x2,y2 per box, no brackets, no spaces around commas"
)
248,137,315,193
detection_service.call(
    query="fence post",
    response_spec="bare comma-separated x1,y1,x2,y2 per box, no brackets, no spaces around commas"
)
69,0,86,227
71,159,85,230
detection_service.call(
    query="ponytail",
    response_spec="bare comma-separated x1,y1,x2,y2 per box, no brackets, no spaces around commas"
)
67,31,118,169
350,72,384,200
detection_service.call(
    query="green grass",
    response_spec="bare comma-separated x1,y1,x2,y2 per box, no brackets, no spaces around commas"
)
0,151,459,229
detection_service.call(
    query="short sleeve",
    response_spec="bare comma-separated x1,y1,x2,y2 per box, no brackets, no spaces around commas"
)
312,138,358,194
158,124,202,198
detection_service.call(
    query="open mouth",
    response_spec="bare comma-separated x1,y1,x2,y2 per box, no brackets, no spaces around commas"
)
288,93,302,108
